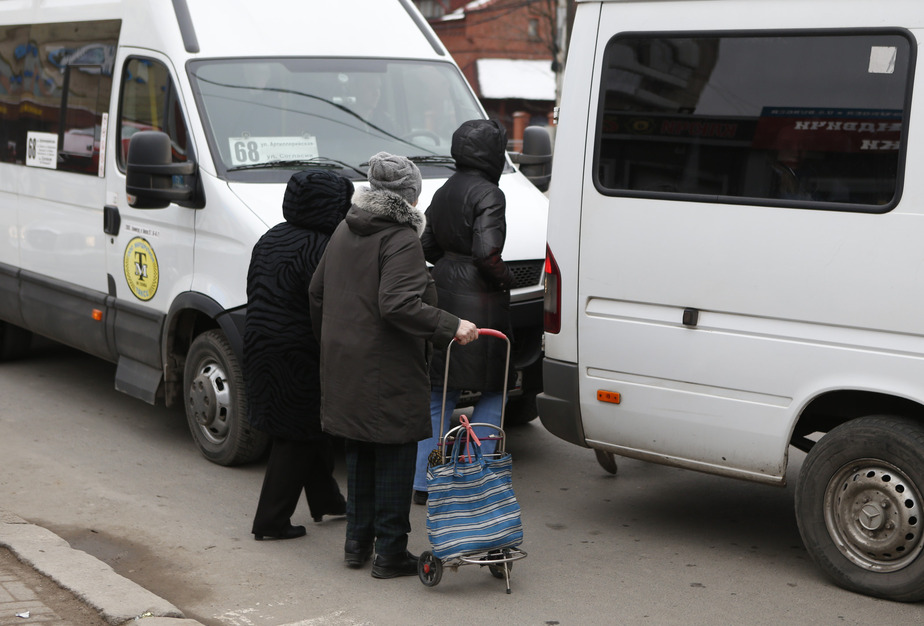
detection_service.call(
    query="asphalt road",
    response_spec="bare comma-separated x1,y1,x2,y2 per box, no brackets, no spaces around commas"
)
0,338,921,625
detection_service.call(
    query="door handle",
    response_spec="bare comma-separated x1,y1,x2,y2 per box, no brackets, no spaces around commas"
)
104,204,120,236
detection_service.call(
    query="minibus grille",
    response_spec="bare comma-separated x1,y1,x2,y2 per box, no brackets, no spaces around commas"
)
508,260,543,289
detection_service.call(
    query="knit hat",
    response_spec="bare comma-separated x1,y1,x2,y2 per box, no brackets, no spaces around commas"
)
366,151,422,205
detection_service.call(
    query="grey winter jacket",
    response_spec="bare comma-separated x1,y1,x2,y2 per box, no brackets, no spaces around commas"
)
309,187,460,444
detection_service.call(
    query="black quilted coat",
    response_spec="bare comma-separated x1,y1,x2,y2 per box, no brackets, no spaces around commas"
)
243,170,354,441
422,119,514,392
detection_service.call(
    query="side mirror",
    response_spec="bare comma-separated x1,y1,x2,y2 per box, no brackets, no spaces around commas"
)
509,126,552,192
126,131,202,209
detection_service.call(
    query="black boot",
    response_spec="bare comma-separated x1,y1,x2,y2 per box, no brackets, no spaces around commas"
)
344,539,373,568
253,524,306,541
371,551,419,579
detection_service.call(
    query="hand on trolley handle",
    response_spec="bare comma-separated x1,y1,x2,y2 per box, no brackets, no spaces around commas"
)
453,319,479,345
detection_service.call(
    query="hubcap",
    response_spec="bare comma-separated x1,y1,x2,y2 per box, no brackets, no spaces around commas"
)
187,361,232,445
824,460,923,572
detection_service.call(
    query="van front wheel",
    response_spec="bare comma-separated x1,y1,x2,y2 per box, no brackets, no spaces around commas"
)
794,415,924,602
183,330,267,466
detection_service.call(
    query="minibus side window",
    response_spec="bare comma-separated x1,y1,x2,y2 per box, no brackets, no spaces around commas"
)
118,57,190,169
594,31,913,212
0,20,119,171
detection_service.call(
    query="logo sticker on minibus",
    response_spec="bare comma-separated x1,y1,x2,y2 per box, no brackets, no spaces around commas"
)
123,237,159,301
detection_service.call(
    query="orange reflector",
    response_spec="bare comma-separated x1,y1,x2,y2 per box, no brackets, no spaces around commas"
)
91,309,104,321
597,390,621,404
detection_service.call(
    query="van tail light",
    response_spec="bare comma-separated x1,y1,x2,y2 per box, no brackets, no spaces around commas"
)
543,243,561,334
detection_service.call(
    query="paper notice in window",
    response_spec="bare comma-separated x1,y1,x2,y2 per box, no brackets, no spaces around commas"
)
869,46,897,74
228,135,319,166
26,131,58,169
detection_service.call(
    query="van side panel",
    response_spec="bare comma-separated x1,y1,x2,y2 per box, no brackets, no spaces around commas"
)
542,1,924,483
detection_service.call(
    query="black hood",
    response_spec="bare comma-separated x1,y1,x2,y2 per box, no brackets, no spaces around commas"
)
281,170,354,234
451,119,507,184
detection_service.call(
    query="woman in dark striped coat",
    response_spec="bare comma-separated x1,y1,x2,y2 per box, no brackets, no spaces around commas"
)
245,169,354,541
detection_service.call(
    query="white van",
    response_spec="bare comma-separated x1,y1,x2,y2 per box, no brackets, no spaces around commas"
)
538,0,924,601
0,0,548,466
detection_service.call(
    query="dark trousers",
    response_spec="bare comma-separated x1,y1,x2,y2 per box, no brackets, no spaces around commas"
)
252,436,345,534
344,439,416,557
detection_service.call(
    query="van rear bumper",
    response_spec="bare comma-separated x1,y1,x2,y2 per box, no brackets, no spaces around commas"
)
536,357,588,447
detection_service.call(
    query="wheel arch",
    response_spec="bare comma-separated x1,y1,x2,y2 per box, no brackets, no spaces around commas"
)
162,292,244,409
790,388,924,453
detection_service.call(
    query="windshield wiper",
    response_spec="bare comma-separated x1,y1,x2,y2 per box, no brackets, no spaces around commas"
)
406,155,456,167
227,157,366,177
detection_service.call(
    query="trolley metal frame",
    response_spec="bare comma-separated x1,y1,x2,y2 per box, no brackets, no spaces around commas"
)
417,329,527,593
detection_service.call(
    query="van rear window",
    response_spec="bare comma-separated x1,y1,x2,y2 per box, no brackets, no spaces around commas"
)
594,31,913,210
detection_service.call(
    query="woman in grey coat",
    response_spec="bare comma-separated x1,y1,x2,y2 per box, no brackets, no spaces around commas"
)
309,152,478,578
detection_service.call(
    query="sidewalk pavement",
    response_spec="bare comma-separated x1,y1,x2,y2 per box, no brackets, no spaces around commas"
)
0,510,204,626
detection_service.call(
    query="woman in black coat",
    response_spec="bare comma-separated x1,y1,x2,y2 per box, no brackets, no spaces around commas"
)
245,169,353,540
412,119,515,504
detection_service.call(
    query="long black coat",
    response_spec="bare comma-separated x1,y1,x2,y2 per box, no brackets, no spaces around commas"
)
309,187,459,444
422,119,513,391
243,170,354,441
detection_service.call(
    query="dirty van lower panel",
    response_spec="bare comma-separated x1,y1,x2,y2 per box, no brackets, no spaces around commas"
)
112,297,164,370
19,270,117,362
0,264,24,327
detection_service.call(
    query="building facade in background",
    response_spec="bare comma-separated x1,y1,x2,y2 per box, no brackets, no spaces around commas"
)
414,0,560,143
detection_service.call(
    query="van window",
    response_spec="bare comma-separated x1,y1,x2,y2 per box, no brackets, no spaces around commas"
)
0,20,119,173
594,31,912,210
187,58,483,182
118,57,190,168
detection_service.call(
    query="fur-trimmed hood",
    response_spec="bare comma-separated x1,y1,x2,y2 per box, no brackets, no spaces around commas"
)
346,187,426,237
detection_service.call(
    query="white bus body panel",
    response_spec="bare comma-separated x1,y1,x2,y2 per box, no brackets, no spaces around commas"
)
543,0,924,483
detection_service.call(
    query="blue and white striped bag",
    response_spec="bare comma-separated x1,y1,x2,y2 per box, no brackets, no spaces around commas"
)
426,430,523,560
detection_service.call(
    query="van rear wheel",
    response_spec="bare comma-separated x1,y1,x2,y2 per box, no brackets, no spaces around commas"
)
794,415,924,602
183,330,267,466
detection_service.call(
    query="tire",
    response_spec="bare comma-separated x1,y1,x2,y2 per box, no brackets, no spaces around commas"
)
0,321,32,361
183,330,268,466
504,390,538,427
794,415,924,602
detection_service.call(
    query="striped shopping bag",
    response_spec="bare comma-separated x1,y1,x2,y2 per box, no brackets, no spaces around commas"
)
425,419,523,560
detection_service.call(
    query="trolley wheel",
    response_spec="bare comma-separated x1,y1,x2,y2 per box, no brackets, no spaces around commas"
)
418,551,442,587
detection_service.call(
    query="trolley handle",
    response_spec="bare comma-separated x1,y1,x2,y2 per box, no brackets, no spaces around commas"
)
439,328,512,453
477,328,507,340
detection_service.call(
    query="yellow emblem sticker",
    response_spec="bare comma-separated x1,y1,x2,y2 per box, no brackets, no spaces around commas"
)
123,237,159,301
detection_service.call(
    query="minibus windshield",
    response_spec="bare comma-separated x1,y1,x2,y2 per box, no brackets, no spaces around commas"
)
188,58,484,181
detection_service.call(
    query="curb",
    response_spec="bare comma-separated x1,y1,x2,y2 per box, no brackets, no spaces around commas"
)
0,510,204,626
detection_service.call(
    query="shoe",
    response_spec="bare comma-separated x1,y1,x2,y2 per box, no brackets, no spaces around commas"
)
312,498,347,523
253,524,306,541
344,539,373,568
371,550,419,579
412,490,428,506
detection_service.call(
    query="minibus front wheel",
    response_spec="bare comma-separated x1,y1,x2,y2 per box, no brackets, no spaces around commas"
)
794,415,924,602
184,329,267,466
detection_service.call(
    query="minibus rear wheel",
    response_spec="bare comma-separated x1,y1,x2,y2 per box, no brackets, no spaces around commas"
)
794,415,924,602
184,329,268,466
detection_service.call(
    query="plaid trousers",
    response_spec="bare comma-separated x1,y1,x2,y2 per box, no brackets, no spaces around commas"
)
344,439,416,557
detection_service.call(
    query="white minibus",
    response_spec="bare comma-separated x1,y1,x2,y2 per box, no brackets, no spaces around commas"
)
538,0,924,601
0,0,549,466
